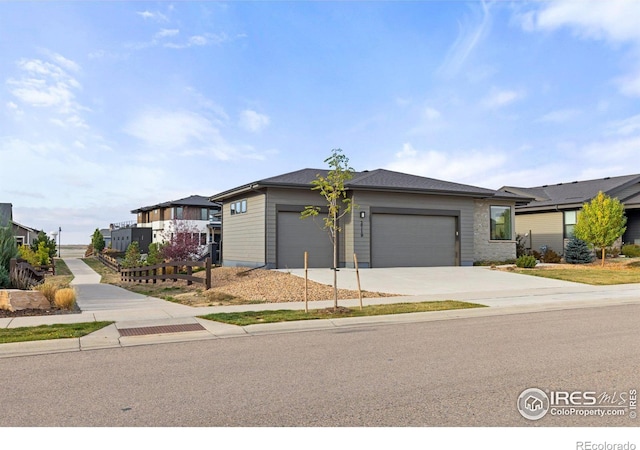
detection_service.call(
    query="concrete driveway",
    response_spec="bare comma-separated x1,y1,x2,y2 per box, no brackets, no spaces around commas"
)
284,266,582,296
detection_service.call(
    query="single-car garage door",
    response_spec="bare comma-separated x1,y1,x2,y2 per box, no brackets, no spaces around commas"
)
277,212,333,268
371,214,457,267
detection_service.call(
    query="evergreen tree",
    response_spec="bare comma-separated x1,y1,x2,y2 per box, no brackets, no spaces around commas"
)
91,228,106,254
122,241,142,268
31,231,57,259
564,238,594,264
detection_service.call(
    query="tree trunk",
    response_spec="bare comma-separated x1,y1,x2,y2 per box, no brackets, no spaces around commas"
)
601,247,606,267
333,214,338,309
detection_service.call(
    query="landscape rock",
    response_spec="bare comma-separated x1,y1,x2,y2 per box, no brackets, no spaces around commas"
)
0,289,51,312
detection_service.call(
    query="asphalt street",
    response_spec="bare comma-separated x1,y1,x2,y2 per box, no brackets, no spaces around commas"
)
1,303,638,427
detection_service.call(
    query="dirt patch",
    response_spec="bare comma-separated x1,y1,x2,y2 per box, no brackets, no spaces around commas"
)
120,267,398,307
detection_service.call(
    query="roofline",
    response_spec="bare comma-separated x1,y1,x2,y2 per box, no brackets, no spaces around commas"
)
131,197,221,213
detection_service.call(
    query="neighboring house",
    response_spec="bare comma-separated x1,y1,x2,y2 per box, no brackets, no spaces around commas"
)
100,228,112,249
0,203,42,246
500,173,640,255
130,195,222,249
210,168,530,269
110,226,152,253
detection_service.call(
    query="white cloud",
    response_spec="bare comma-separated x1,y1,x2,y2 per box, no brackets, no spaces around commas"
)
533,0,640,44
6,55,85,117
386,142,507,186
155,29,179,39
239,109,270,133
137,10,168,23
125,108,267,161
523,0,640,97
537,108,581,123
438,1,492,78
481,88,524,109
606,113,640,136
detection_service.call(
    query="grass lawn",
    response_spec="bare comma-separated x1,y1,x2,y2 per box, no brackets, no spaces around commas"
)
200,301,486,326
45,258,74,288
0,321,113,344
511,259,640,285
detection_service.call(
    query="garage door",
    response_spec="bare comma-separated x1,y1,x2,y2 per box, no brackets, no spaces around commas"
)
277,212,333,268
371,214,457,267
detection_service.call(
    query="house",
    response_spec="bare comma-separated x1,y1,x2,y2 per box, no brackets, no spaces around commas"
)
500,173,640,254
130,195,222,250
110,226,152,253
0,203,42,246
209,168,530,269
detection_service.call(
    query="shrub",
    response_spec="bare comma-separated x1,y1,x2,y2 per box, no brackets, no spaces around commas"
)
10,266,39,290
622,243,640,258
35,282,58,304
542,248,561,263
18,245,40,266
146,242,164,266
35,241,51,266
516,234,527,258
0,265,9,288
516,255,537,268
122,241,142,269
0,225,19,273
565,238,594,264
30,231,57,260
54,288,76,310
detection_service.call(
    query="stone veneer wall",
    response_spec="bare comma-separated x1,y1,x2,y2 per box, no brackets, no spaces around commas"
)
473,199,516,262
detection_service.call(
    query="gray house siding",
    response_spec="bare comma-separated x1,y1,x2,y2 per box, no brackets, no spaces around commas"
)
352,190,475,266
623,210,640,245
515,211,564,255
222,192,266,267
473,199,516,262
266,188,334,269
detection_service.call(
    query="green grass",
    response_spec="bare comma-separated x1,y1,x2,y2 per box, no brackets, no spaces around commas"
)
200,301,486,326
0,321,113,344
512,260,640,285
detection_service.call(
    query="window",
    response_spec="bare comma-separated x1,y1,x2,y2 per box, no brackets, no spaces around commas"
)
200,233,207,245
490,206,512,240
564,210,577,238
201,208,208,221
230,199,248,215
175,207,184,220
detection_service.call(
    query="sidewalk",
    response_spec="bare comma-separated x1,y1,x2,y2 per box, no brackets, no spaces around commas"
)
1,258,639,358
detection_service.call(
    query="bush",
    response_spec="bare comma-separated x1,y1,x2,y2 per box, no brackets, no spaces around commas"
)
516,255,537,268
35,282,58,304
0,265,9,288
565,238,594,264
122,241,142,269
516,234,527,258
18,245,40,266
542,248,562,263
622,243,640,258
146,242,164,266
54,288,76,310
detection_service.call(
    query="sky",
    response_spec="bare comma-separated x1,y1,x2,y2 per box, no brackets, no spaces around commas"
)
1,0,640,244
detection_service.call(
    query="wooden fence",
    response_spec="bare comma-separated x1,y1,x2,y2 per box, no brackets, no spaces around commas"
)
119,258,212,289
97,253,121,271
9,258,46,284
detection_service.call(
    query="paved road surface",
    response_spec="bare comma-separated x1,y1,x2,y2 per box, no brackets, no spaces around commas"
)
1,304,638,427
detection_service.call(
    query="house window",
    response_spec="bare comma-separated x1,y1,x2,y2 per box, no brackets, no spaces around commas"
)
175,207,184,220
490,206,512,240
200,233,207,245
230,199,247,215
201,208,209,221
564,211,577,238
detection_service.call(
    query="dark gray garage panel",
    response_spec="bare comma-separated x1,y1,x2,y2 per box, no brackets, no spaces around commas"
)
371,214,457,267
277,212,333,268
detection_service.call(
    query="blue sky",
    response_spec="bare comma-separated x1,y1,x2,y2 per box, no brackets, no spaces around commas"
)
1,1,640,244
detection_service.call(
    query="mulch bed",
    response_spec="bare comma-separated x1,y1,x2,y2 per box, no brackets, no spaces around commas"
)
0,306,81,318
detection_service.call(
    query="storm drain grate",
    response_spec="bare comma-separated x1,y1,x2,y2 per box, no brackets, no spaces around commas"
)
118,323,206,337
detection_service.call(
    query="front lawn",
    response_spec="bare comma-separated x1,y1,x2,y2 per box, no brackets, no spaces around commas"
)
200,301,486,326
0,321,113,344
511,259,640,285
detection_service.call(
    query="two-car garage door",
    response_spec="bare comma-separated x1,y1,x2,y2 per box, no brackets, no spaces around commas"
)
370,213,457,268
276,209,458,268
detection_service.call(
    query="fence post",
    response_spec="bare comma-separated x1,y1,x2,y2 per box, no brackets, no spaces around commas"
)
186,264,193,286
206,258,211,290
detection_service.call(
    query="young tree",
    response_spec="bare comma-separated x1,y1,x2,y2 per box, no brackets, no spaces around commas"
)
564,237,594,264
91,228,106,254
301,148,355,309
30,231,57,259
574,191,627,267
146,242,164,266
122,241,142,269
161,220,206,261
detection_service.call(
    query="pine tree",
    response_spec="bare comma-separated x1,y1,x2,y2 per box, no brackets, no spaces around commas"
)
564,238,594,264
